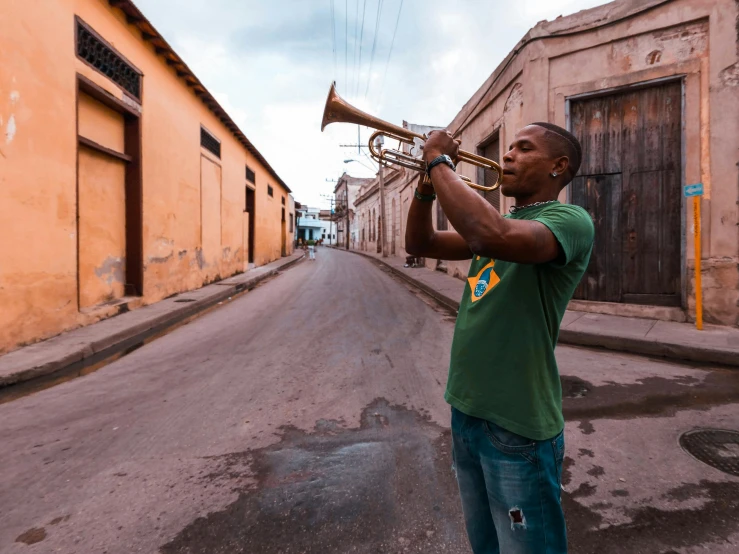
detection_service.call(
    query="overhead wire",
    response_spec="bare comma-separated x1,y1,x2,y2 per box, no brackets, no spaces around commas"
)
364,0,384,99
377,0,403,103
354,0,368,98
351,0,360,96
330,0,337,84
344,0,348,90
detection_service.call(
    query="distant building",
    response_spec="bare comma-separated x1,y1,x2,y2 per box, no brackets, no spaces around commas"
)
334,172,373,249
296,207,324,243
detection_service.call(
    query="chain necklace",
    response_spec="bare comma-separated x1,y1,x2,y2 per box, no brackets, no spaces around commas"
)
509,200,559,214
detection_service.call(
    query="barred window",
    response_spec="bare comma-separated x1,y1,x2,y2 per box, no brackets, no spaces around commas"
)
267,185,274,197
246,166,256,183
200,127,221,158
76,19,141,100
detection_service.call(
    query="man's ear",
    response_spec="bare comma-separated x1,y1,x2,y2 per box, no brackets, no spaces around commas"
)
553,156,569,177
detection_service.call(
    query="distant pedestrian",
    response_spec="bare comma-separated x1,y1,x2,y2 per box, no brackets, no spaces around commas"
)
307,239,316,260
406,124,593,553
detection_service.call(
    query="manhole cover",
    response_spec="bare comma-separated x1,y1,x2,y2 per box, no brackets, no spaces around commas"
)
679,429,739,476
174,298,196,303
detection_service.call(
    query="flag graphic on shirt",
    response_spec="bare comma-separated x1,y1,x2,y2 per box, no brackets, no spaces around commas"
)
467,260,500,303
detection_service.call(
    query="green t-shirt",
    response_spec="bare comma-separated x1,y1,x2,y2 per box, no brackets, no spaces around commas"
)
444,202,594,440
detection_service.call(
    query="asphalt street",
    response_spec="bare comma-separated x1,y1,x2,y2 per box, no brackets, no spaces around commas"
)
1,246,738,553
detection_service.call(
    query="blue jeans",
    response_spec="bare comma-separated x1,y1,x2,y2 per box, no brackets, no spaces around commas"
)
451,407,567,553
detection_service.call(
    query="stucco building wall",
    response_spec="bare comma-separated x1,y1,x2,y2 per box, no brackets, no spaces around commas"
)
0,0,293,353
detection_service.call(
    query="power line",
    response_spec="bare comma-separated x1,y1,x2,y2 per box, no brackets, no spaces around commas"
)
377,0,403,103
354,0,368,98
351,0,360,96
330,0,337,83
344,0,348,90
364,0,384,99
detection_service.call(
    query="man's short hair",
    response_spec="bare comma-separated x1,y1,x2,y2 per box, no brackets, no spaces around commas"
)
530,122,582,185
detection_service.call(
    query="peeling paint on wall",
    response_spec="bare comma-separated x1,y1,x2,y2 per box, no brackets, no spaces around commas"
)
9,91,20,104
147,252,173,265
5,115,16,144
719,63,739,87
195,248,205,270
504,83,523,113
94,256,125,285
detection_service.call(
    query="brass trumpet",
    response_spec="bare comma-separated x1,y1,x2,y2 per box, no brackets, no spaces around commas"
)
320,83,502,192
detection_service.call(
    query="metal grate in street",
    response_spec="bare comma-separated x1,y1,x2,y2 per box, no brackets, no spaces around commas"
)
679,429,739,476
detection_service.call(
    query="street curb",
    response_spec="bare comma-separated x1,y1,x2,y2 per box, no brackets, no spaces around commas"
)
0,254,305,390
342,249,739,368
557,328,739,367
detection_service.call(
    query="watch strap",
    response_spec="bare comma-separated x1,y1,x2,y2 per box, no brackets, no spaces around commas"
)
426,154,455,177
414,189,437,202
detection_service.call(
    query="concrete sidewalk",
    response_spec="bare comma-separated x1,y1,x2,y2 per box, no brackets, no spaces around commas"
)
0,252,305,389
348,248,739,368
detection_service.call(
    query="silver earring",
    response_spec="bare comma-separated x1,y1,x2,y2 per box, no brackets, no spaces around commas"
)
552,172,558,177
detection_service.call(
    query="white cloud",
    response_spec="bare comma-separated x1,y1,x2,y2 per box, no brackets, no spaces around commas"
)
135,0,611,208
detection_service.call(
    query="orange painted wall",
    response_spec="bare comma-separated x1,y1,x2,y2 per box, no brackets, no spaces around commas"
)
0,0,292,353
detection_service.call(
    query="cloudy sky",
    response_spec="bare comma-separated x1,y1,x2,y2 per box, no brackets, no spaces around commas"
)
135,0,610,208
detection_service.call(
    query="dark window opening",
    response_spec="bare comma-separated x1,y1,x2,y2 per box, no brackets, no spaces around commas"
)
245,187,256,264
76,18,141,100
477,135,501,211
268,185,274,197
246,166,256,183
200,127,221,158
281,196,285,205
289,213,294,233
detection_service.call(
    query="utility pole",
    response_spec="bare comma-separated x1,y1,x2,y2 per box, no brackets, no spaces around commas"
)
375,135,389,258
320,194,336,246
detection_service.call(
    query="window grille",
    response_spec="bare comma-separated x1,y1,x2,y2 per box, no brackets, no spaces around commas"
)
268,185,274,197
76,20,141,100
200,127,221,158
246,166,256,183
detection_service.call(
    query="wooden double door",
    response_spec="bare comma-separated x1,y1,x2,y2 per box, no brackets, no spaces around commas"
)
570,81,682,307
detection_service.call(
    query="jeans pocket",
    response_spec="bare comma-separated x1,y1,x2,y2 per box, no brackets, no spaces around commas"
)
482,420,537,457
551,430,565,494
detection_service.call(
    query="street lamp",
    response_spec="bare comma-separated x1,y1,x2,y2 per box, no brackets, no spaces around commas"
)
344,158,377,173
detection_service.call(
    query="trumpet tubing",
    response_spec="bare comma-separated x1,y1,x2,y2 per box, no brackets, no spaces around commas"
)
320,83,503,192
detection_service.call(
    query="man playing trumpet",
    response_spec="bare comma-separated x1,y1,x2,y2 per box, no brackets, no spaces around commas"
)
406,123,594,554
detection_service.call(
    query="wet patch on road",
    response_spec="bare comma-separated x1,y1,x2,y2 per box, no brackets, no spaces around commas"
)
15,527,46,545
563,457,739,552
160,399,468,554
561,476,739,553
562,371,739,421
562,376,591,398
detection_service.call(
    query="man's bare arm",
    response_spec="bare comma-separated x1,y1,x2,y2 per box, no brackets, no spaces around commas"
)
429,163,560,264
404,176,473,261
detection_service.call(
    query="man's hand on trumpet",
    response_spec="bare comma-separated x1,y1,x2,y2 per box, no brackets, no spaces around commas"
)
422,130,461,166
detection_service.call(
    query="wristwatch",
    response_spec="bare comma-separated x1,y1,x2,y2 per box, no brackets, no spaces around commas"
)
426,154,456,178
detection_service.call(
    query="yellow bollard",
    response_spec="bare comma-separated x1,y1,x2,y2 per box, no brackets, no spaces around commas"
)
693,195,703,331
